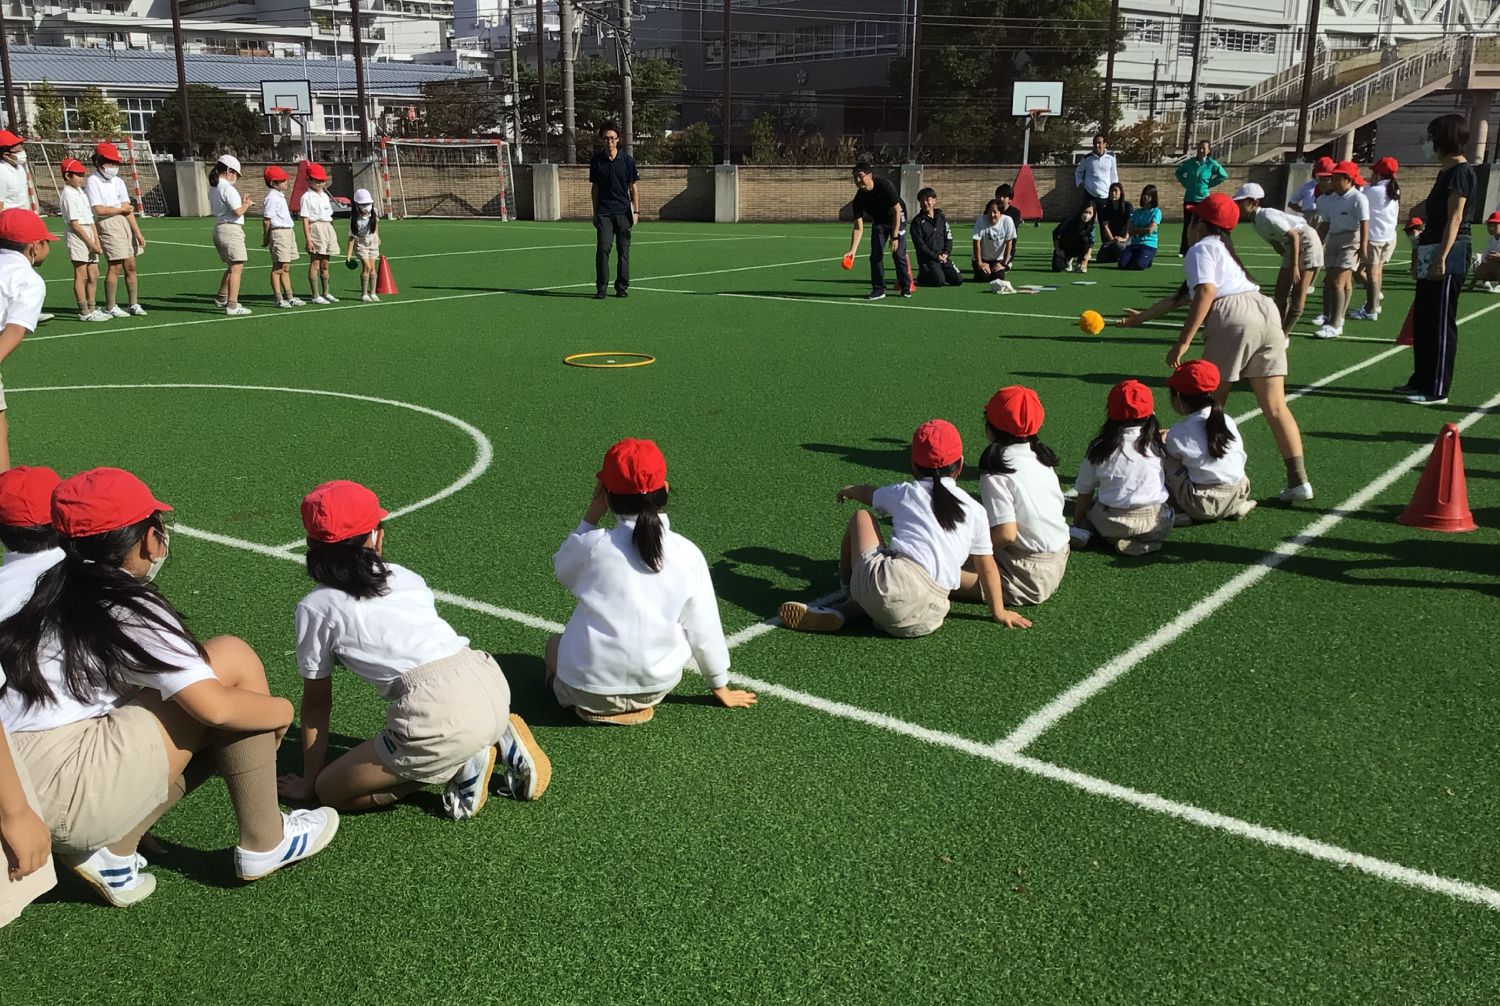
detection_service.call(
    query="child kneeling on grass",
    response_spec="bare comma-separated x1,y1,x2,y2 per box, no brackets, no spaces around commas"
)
1164,360,1256,523
781,419,1029,636
279,480,550,816
547,439,756,725
1070,380,1174,557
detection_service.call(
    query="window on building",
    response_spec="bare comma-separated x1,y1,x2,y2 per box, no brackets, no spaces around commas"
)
1123,17,1164,45
323,101,363,133
1211,28,1276,54
117,97,163,135
62,96,81,134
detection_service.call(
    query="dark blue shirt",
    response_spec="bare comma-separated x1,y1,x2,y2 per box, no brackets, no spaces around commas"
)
589,151,640,216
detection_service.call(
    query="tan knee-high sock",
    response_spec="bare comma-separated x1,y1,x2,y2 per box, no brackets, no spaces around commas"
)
107,754,216,856
212,730,284,852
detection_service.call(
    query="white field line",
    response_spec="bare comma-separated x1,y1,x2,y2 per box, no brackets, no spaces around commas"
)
996,387,1500,757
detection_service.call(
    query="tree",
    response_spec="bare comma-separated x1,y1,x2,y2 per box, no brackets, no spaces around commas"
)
415,79,507,137
1110,117,1171,163
31,80,64,140
148,84,262,159
514,56,682,162
666,123,713,165
76,86,124,138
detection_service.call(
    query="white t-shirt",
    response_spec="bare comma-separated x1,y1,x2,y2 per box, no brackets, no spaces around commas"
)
0,161,28,211
1075,433,1169,509
295,563,469,700
0,249,46,334
978,446,1070,554
300,188,334,223
1364,181,1399,244
210,178,244,226
873,479,991,590
1316,188,1369,236
972,214,1017,262
263,189,294,228
552,514,730,695
1290,179,1319,213
1185,236,1259,298
84,171,130,212
60,185,94,228
1252,207,1306,255
1165,407,1247,487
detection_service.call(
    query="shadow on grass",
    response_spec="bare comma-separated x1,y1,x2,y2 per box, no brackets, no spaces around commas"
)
712,545,835,618
801,437,910,474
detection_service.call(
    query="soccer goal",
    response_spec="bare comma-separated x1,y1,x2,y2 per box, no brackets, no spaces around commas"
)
380,137,514,220
26,137,168,218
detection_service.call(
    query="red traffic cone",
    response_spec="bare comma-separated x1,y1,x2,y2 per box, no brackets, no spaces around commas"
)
1397,423,1477,532
1396,304,1414,346
375,255,398,296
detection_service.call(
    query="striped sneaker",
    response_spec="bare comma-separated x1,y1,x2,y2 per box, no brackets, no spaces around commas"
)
778,601,845,632
234,808,339,881
65,847,156,907
441,745,498,820
495,714,552,801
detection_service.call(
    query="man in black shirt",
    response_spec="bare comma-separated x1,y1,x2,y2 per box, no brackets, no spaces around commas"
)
588,121,640,299
844,161,912,300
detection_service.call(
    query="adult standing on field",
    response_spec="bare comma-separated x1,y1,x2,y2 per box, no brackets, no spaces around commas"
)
86,143,147,318
589,121,639,300
1175,140,1229,255
1074,134,1118,218
846,161,912,301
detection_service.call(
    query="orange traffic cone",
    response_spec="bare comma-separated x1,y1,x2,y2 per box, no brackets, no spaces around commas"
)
1397,423,1477,532
1396,304,1414,346
375,255,398,296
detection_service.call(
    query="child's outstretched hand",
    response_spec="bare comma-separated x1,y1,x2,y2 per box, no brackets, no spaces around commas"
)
1118,308,1143,328
994,610,1033,629
713,685,757,709
835,485,859,503
277,773,315,802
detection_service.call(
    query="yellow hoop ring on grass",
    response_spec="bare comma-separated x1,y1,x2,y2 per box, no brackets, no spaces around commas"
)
563,352,657,369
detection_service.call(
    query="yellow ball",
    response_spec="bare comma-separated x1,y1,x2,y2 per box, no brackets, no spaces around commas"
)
1079,310,1105,336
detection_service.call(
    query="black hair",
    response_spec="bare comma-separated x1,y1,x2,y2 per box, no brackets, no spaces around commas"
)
1086,416,1162,466
599,120,621,137
305,530,391,600
984,198,1001,214
1427,114,1470,158
1196,139,1211,151
995,183,1013,200
1139,184,1159,209
1106,182,1126,207
0,238,27,254
350,204,379,238
978,422,1060,475
607,487,669,573
1379,175,1401,201
914,462,966,532
1093,133,1107,145
916,186,936,202
0,523,61,554
207,160,235,187
1171,390,1237,460
0,513,206,713
852,160,873,176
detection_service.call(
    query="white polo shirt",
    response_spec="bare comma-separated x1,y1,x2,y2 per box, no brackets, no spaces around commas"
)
1185,236,1259,299
1252,207,1306,255
1290,179,1319,213
60,185,94,228
263,189,294,228
1165,408,1247,487
210,179,244,226
1076,435,1169,509
300,188,334,223
1316,188,1369,236
0,249,46,334
84,171,130,212
0,161,28,211
295,563,469,700
979,446,1070,554
1074,152,1119,200
1365,181,1399,245
972,214,1017,262
873,479,992,590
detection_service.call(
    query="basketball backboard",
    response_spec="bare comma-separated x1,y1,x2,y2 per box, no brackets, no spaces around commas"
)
1010,81,1063,118
259,80,314,118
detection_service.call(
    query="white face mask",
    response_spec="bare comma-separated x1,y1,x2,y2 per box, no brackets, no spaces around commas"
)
102,165,120,179
141,529,169,583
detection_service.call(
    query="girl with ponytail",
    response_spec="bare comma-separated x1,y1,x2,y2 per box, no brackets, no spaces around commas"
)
548,438,756,725
781,419,1029,637
1070,381,1174,557
1164,359,1257,523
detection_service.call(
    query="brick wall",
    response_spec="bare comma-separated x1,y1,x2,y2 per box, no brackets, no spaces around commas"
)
555,165,715,221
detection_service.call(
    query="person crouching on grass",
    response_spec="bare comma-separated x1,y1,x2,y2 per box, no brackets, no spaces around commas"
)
278,480,550,815
910,187,962,287
1069,380,1174,558
972,199,1017,286
0,209,58,472
59,159,107,322
207,155,253,316
261,166,303,309
846,161,913,301
1163,359,1257,523
780,420,1030,636
546,439,756,725
299,163,338,304
346,189,381,302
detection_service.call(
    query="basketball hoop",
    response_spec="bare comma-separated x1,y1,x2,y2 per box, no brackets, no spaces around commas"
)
1028,109,1050,134
272,107,295,134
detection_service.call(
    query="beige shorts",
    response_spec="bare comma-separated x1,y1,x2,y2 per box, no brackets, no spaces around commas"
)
65,230,97,265
1165,464,1252,522
353,234,380,261
269,228,299,265
1281,229,1324,271
1325,230,1360,271
1201,292,1288,382
0,727,56,929
10,701,168,855
551,676,672,724
996,546,1069,607
1363,240,1396,267
307,220,338,257
376,648,510,785
213,223,247,265
0,371,8,411
97,215,135,262
1086,500,1173,543
852,547,951,639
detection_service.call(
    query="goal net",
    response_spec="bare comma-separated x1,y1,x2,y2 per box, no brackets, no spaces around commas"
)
25,138,168,218
381,137,514,220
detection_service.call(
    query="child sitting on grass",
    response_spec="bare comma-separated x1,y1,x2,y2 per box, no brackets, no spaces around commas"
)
1163,360,1257,523
1070,380,1173,557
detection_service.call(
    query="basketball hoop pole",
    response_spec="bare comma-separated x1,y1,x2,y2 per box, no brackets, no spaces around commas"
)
1021,110,1046,167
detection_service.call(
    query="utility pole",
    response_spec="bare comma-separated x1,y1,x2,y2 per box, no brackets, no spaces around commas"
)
1181,0,1205,155
536,0,548,161
169,0,192,154
0,6,17,133
560,0,576,163
1149,58,1159,119
1294,0,1322,157
1101,0,1120,130
905,0,922,159
619,0,634,151
508,3,523,158
350,0,372,156
721,0,731,163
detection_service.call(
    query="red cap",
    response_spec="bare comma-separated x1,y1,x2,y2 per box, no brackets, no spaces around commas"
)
0,130,23,148
1190,193,1239,231
984,386,1045,438
1168,359,1221,396
1487,211,1500,225
911,419,964,469
305,162,328,182
60,157,86,175
94,141,122,164
301,480,388,543
1330,160,1361,181
51,467,172,537
264,165,289,184
1406,216,1423,228
597,438,667,495
1372,156,1398,178
0,465,61,527
1312,156,1336,177
0,209,60,243
1107,380,1155,422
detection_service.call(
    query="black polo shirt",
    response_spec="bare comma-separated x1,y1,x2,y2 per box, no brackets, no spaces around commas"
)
852,177,906,228
589,151,640,216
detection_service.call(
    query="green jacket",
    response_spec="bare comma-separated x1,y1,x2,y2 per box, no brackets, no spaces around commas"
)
1175,157,1228,202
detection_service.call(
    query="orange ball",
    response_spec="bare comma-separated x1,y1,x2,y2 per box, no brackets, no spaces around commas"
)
1079,310,1106,336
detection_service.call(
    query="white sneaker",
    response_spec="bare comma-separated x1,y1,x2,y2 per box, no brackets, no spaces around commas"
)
310,295,330,305
65,847,156,907
1348,308,1379,321
1068,526,1093,547
234,808,339,881
1312,314,1326,326
370,294,380,303
1115,538,1161,557
1313,324,1342,340
287,296,306,307
441,745,498,820
107,305,129,318
214,296,228,308
1484,282,1500,294
495,714,552,801
360,294,374,303
1065,259,1078,272
127,304,147,317
37,312,54,323
225,304,252,316
1278,482,1315,502
1228,499,1258,520
80,309,111,322
275,299,294,309
1405,393,1449,406
324,293,339,303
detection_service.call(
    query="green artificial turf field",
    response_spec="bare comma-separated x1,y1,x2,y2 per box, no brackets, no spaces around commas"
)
3,216,1500,1004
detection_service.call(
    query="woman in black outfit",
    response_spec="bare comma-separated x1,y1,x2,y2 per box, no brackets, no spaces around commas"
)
1096,183,1133,264
1051,204,1097,272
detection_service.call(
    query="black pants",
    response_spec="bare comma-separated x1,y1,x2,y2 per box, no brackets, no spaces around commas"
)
1409,271,1463,399
595,213,631,292
917,259,963,287
972,260,1008,283
870,223,912,294
1051,241,1092,271
1097,239,1127,264
1180,203,1194,255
